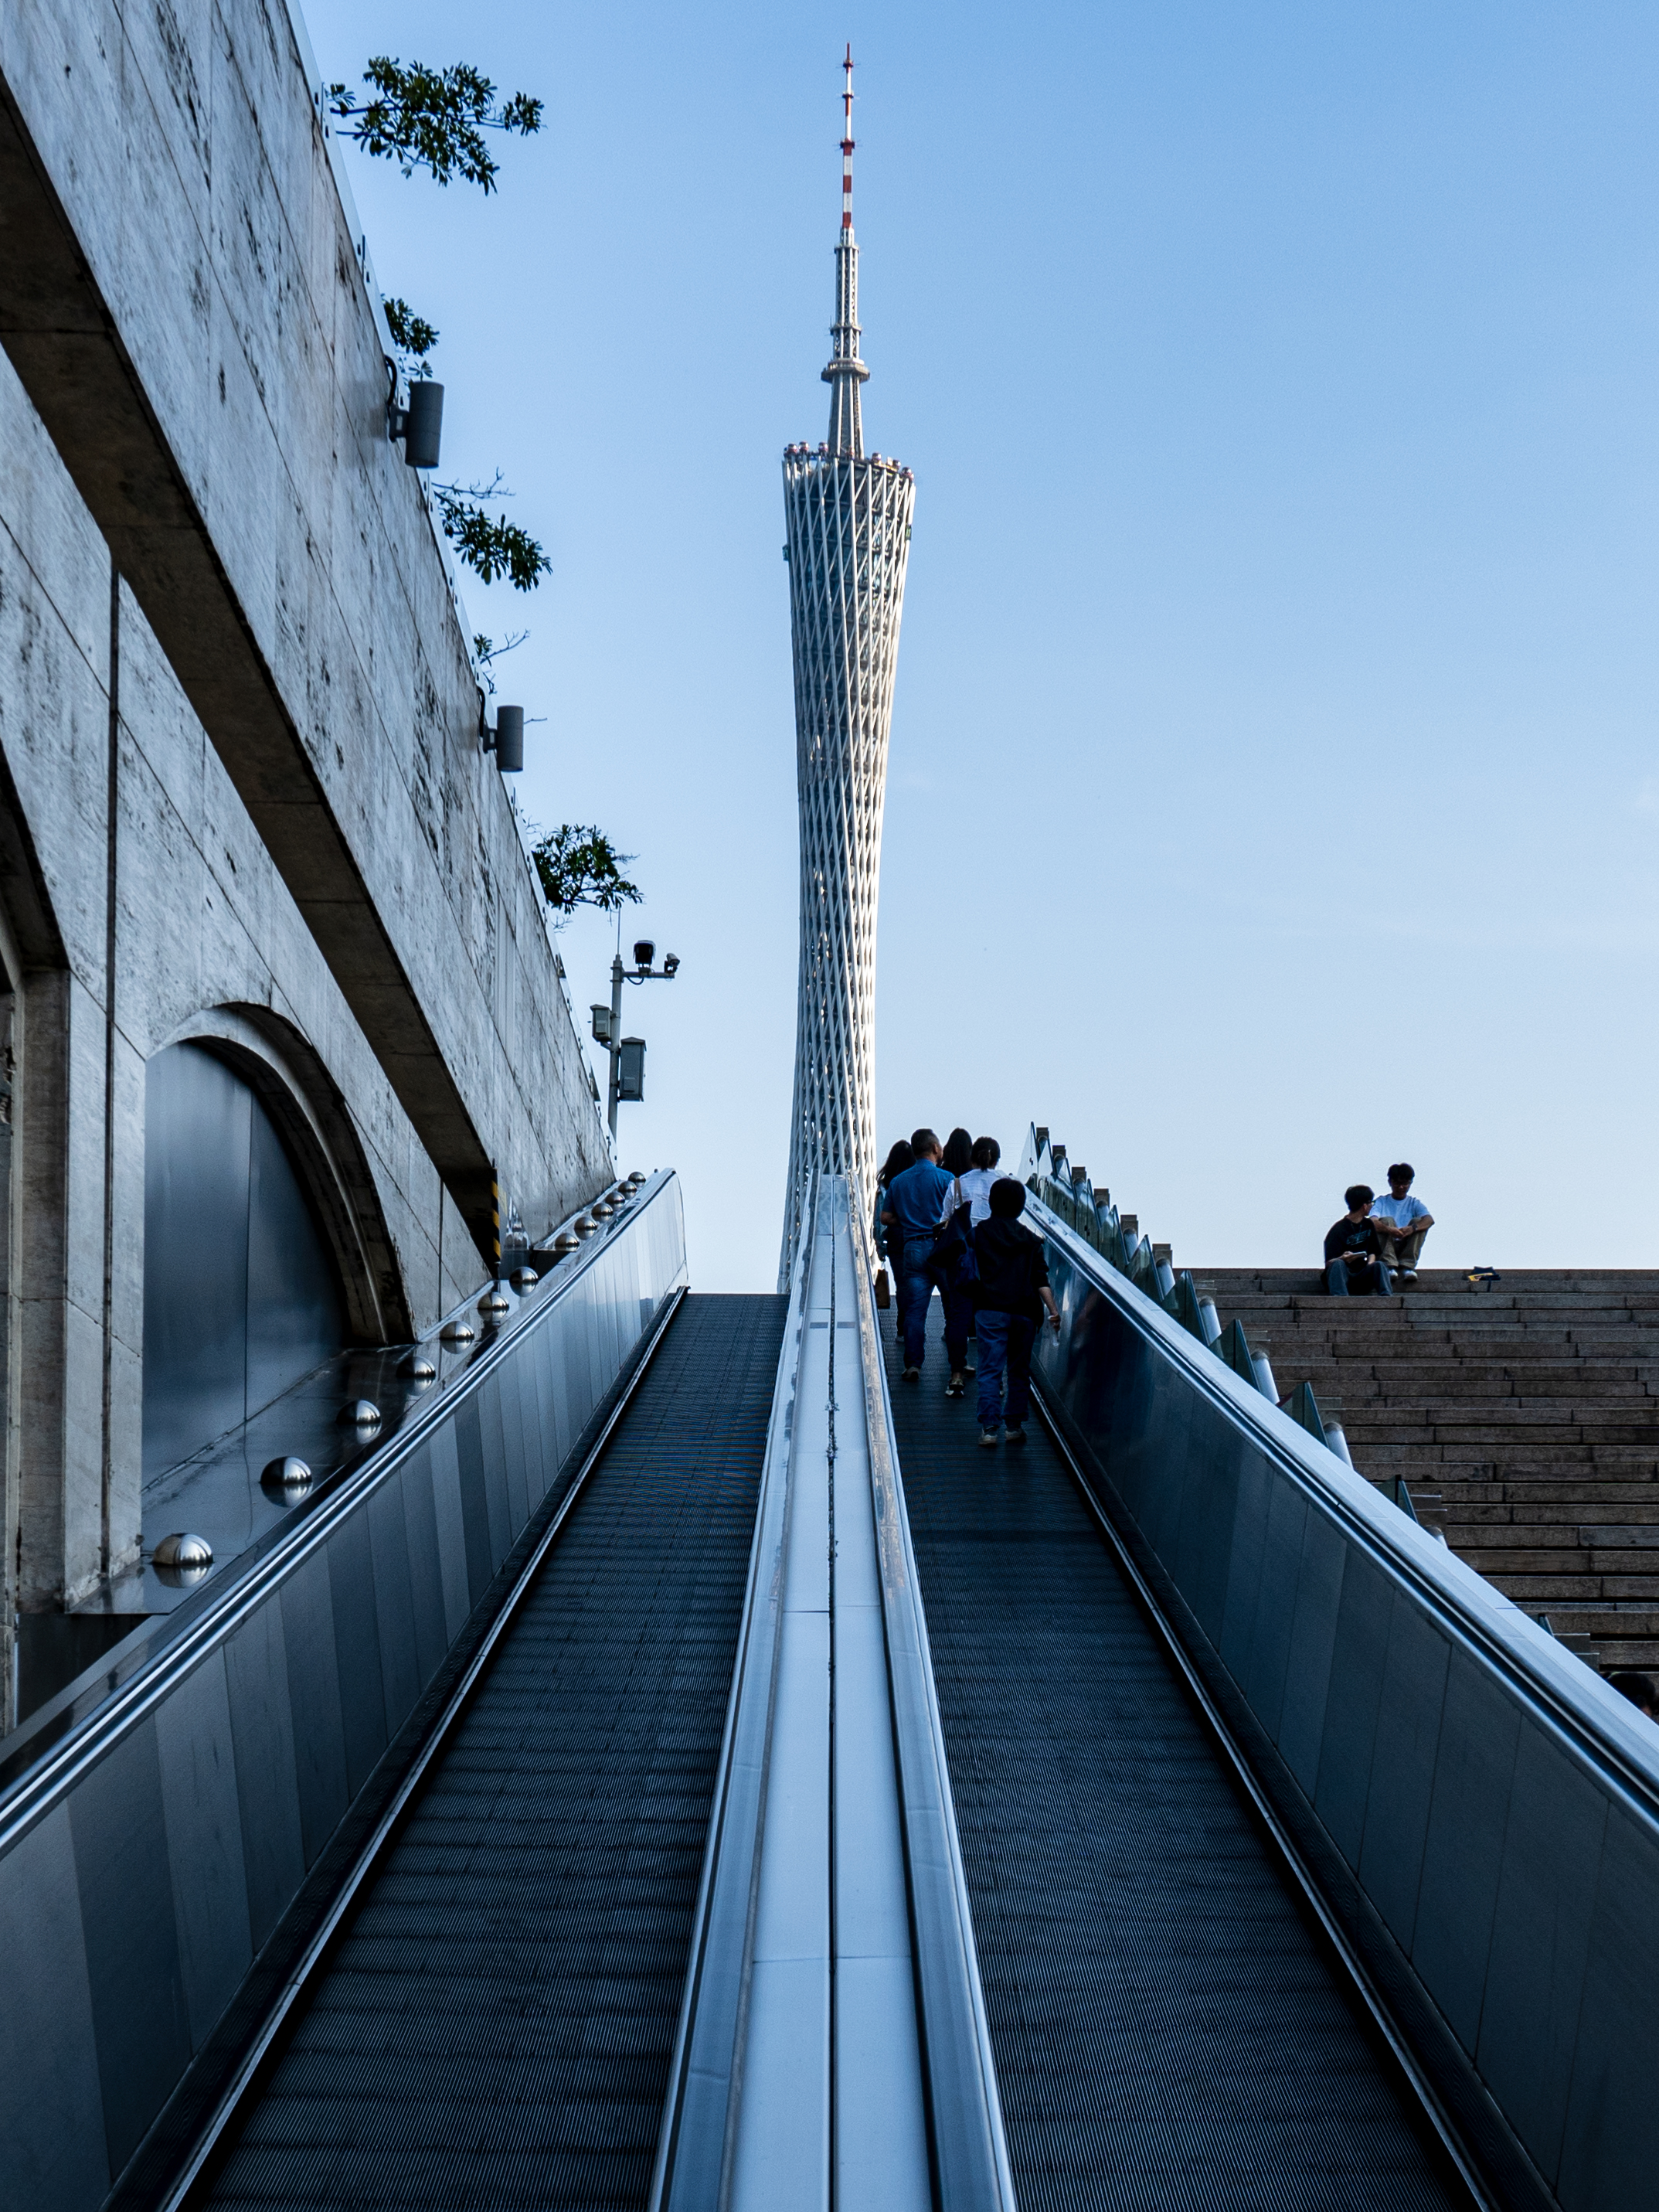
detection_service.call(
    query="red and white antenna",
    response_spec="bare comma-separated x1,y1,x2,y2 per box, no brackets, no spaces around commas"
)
840,44,855,233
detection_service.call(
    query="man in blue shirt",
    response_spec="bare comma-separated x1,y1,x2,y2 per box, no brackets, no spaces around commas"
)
882,1128,955,1380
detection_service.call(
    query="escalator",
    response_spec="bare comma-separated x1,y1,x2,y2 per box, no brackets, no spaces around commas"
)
886,1299,1468,2209
5,1169,1651,2212
191,1293,787,2210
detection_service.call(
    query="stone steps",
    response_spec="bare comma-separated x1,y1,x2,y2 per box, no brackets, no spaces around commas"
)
1194,1262,1659,1675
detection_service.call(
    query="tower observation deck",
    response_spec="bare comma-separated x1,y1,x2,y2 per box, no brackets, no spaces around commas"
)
778,50,916,1288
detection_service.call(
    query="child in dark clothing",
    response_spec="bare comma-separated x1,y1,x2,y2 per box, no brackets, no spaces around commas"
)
971,1179,1061,1446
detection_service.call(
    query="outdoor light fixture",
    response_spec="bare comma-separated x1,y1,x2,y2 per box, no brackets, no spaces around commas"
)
597,941,682,1139
481,703,524,773
386,369,444,468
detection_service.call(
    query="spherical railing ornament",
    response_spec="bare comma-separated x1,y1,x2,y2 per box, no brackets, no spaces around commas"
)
153,1531,212,1571
398,1351,437,1382
573,1214,598,1239
261,1456,314,1496
339,1399,382,1429
552,1231,579,1257
510,1266,539,1292
592,1199,614,1220
440,1317,476,1344
478,1285,512,1315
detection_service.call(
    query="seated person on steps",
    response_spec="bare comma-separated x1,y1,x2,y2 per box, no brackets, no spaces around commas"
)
1324,1186,1395,1297
1370,1162,1433,1285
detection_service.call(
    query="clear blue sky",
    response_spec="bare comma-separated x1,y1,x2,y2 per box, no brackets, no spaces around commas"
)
314,1,1659,1289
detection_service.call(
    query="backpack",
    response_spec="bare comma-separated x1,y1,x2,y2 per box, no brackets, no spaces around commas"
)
926,1183,978,1295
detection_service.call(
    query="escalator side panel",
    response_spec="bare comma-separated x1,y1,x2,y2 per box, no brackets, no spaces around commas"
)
204,1292,787,2212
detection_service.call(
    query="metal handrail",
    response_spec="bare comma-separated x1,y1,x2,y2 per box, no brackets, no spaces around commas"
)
0,1172,683,1853
1016,1123,1384,1504
1023,1182,1659,1825
648,1178,811,2210
848,1172,1018,2212
649,1172,1015,2212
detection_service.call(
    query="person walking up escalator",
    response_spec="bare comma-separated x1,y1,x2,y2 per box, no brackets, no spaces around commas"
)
875,1141,916,1282
882,1130,954,1381
971,1178,1061,1445
936,1128,977,1398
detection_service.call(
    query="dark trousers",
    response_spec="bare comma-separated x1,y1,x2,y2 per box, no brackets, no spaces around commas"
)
898,1251,936,1366
1328,1256,1393,1297
976,1308,1035,1430
942,1280,974,1370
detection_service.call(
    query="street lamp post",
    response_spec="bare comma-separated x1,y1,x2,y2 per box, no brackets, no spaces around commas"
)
592,938,680,1145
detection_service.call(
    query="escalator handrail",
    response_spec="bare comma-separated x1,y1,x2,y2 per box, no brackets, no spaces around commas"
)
649,1175,1015,2212
848,1177,1018,2212
1024,1184,1659,1824
648,1172,813,2208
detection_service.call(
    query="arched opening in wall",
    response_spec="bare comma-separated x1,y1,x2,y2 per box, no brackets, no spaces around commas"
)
143,1041,346,1480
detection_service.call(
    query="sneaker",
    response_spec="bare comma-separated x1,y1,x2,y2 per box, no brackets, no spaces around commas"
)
945,1372,965,1398
978,1428,1000,1448
1402,1269,1419,1284
1004,1424,1026,1444
902,1365,920,1383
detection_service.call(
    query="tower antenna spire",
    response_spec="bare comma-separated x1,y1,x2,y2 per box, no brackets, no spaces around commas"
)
841,44,855,234
823,48,869,455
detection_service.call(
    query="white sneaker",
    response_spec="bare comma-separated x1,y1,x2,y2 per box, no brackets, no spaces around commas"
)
978,1428,1000,1449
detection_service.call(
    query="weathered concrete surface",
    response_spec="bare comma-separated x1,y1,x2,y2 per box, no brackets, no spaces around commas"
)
0,342,507,1613
0,0,616,1674
0,0,609,1260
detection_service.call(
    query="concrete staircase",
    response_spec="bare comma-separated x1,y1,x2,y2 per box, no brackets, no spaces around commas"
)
1194,1268,1659,1673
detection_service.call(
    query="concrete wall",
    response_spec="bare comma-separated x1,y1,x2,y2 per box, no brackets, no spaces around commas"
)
0,0,610,1249
0,0,613,1695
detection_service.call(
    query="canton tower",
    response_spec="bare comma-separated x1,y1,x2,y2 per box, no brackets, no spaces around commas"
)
778,49,916,1288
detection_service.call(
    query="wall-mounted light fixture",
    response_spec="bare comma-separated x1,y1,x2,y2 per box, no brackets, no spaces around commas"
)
386,365,444,468
480,703,525,772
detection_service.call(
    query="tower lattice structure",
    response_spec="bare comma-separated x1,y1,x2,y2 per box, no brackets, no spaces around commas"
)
778,51,916,1289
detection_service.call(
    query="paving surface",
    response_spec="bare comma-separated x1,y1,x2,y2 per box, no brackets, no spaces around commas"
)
886,1301,1464,2211
1199,1268,1659,1669
204,1291,785,2211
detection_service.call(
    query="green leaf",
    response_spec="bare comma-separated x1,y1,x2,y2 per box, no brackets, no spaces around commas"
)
525,825,644,921
433,482,549,591
383,295,439,368
329,58,542,191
